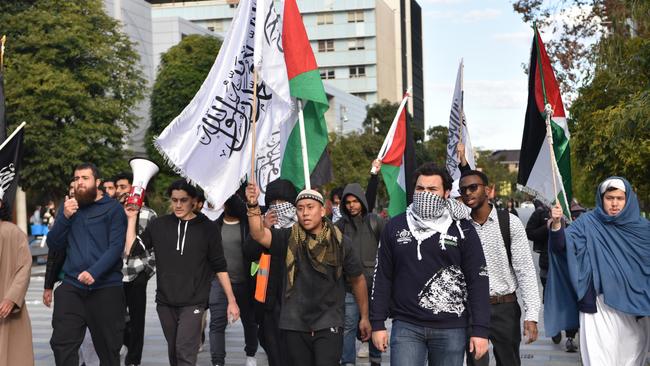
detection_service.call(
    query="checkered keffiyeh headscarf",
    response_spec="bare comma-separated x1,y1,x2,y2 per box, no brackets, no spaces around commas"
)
406,191,472,257
268,201,297,229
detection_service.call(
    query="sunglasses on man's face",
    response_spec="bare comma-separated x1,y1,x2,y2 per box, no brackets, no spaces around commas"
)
458,183,485,195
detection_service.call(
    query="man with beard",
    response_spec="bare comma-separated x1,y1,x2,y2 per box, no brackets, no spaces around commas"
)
102,177,117,199
370,163,489,366
47,163,128,366
117,171,157,366
337,180,385,366
459,170,540,366
243,179,297,366
246,183,371,366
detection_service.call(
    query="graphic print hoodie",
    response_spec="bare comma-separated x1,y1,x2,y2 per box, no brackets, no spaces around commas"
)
370,213,490,338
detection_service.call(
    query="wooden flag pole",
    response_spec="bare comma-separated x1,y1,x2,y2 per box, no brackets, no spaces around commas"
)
459,58,465,141
0,35,6,71
372,87,411,174
297,99,311,190
544,104,559,202
250,68,259,183
0,122,26,151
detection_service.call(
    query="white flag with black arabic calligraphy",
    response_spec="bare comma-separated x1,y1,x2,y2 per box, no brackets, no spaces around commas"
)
155,0,293,215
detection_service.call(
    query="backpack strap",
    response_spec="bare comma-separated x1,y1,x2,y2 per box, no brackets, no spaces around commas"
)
496,209,512,268
366,214,381,243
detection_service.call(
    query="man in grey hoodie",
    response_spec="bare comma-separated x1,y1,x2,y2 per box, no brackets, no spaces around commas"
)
337,183,385,366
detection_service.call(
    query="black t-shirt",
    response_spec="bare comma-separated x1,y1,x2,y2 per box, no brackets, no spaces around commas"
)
270,226,362,332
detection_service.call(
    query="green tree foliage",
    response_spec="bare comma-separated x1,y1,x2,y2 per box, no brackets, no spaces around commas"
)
569,2,650,209
362,99,424,142
147,35,222,213
0,0,145,200
327,132,385,202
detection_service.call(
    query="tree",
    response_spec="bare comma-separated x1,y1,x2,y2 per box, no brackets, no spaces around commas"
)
147,34,222,213
362,99,424,142
0,0,145,200
327,132,385,202
512,0,607,99
569,3,650,208
416,126,448,168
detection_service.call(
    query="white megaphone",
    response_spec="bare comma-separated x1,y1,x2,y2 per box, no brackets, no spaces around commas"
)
127,157,159,208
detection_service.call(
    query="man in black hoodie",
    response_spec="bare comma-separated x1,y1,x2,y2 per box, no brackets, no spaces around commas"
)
337,182,385,366
132,179,240,366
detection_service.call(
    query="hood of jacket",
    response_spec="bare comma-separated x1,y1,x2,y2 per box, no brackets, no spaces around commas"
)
340,183,368,219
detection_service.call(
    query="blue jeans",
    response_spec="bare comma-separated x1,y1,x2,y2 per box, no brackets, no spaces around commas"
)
342,292,381,364
390,320,467,366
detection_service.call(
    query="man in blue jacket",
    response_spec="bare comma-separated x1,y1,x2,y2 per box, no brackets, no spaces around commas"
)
47,163,127,366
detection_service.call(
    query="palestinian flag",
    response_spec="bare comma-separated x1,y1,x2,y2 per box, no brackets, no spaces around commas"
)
280,0,332,190
518,27,572,216
378,93,416,217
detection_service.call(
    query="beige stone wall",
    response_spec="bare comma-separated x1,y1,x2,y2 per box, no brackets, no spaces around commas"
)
375,0,402,104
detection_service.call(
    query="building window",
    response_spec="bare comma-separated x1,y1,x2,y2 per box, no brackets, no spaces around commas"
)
349,66,366,78
207,26,215,32
348,38,365,50
317,13,334,25
352,92,367,100
317,39,335,52
320,68,335,80
347,10,364,23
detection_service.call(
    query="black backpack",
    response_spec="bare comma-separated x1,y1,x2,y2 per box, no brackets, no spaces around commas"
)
496,209,513,268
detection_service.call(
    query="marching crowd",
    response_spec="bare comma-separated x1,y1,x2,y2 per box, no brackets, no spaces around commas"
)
0,150,649,366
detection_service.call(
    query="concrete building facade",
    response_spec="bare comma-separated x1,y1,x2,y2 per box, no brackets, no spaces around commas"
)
147,0,424,133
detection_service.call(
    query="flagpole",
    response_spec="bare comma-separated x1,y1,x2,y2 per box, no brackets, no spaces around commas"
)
371,87,411,174
0,35,5,70
544,104,559,201
0,122,26,151
250,68,259,183
459,58,464,141
296,99,312,190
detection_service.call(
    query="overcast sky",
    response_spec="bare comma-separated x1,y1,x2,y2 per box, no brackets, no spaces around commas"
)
421,0,534,151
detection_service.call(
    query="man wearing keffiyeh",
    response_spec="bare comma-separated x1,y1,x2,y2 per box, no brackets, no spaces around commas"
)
245,182,370,366
370,163,490,366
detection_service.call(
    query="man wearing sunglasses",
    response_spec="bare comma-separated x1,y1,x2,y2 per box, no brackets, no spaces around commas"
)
459,170,540,366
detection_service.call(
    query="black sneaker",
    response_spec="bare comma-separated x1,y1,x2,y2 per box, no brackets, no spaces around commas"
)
552,333,562,344
566,337,577,353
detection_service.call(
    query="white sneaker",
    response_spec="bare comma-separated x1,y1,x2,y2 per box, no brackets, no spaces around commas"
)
357,342,369,358
245,356,257,366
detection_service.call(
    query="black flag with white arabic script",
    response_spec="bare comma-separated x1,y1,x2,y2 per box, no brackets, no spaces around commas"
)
0,126,24,208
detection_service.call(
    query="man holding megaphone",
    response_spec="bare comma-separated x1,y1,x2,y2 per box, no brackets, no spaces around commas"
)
116,158,160,366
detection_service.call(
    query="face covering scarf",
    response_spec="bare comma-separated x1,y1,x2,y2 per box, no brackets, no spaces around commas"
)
331,206,342,223
406,191,472,260
269,201,297,229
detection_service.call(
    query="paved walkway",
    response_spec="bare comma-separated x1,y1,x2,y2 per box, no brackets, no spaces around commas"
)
27,263,583,366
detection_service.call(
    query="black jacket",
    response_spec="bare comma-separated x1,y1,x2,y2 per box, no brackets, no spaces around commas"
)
336,183,385,290
526,205,551,271
142,213,227,307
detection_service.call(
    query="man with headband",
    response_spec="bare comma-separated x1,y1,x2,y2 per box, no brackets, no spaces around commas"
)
245,182,371,366
371,163,489,366
547,177,650,365
460,169,540,366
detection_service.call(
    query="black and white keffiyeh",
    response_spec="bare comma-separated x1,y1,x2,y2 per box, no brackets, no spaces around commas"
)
269,201,297,229
331,206,342,223
406,192,472,260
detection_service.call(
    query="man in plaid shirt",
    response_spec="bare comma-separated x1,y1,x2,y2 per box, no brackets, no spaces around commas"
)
116,172,157,366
